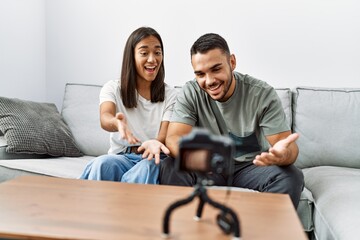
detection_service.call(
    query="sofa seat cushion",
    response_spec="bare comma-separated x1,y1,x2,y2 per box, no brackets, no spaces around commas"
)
293,87,360,169
297,186,314,232
0,156,93,179
303,166,360,240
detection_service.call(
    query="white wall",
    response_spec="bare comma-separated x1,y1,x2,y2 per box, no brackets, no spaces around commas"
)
0,0,46,102
1,0,360,109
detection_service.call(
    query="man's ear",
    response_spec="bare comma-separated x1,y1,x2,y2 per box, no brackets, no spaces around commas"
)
230,54,236,71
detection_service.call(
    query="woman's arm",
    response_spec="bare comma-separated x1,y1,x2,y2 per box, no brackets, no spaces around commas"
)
99,101,140,144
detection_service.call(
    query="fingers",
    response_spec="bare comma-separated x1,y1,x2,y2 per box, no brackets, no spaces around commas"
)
137,145,144,153
125,134,140,145
160,145,170,155
282,133,299,147
141,151,160,164
253,152,275,166
115,112,125,120
154,154,160,165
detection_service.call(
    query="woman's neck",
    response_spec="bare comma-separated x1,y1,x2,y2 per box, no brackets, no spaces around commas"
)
136,80,151,100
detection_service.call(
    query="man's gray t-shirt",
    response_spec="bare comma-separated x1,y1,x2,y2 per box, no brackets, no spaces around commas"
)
171,72,290,161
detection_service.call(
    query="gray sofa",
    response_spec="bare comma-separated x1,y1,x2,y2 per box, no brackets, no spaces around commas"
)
1,83,359,240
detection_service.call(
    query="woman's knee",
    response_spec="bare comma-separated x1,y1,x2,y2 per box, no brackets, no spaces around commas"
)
90,155,130,181
91,155,120,169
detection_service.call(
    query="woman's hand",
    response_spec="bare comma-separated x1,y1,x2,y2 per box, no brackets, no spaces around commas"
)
115,112,140,144
137,139,170,164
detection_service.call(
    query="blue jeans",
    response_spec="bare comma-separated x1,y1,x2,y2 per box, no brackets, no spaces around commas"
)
79,153,161,184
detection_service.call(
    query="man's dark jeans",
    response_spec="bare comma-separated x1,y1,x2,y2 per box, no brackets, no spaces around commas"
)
159,156,304,208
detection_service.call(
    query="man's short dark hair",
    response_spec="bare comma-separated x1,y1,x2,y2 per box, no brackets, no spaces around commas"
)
190,33,230,57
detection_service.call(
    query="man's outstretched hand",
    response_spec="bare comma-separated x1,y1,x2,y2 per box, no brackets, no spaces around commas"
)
253,133,299,166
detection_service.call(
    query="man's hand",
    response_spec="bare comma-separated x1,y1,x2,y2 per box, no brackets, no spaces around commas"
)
253,133,299,166
137,139,170,164
115,112,140,144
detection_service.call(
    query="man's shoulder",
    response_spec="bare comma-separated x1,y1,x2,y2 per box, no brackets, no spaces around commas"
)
183,79,199,88
235,72,273,92
182,80,201,95
177,80,208,104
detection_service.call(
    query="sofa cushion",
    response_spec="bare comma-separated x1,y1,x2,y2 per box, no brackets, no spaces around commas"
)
0,156,93,181
61,83,109,156
275,88,292,127
0,136,51,159
0,97,83,157
293,87,360,169
303,166,360,240
297,186,314,232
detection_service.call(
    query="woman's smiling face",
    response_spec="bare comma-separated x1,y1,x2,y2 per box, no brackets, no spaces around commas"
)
134,35,163,84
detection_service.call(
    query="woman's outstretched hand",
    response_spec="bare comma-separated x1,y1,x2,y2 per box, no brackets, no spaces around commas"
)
138,139,170,164
115,112,140,144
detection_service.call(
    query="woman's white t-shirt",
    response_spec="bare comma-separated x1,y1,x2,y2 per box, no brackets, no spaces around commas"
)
99,80,177,154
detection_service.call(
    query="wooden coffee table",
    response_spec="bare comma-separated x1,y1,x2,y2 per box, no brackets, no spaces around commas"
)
0,176,307,240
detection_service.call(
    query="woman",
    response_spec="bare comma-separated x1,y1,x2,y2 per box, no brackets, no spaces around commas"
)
79,27,177,184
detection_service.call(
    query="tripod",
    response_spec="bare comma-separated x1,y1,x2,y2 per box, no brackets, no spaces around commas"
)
162,178,241,239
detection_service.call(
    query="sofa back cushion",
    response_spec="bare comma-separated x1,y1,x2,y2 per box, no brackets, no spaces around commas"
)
275,88,292,128
292,87,360,169
61,83,109,156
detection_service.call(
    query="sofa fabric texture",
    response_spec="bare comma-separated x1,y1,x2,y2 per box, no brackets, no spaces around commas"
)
293,87,360,169
0,96,83,158
293,87,360,240
61,83,109,156
303,166,360,240
0,83,359,240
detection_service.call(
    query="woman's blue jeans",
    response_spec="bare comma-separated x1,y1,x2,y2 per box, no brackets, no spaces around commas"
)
79,153,162,184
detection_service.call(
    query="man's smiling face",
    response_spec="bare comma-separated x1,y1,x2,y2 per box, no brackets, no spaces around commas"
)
191,48,236,102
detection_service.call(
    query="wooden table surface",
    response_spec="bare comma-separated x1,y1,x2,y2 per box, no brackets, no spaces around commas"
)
0,176,307,240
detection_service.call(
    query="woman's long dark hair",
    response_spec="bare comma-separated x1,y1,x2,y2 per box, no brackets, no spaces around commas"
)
120,27,165,108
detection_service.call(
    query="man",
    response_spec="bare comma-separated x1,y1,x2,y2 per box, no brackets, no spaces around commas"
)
159,33,304,207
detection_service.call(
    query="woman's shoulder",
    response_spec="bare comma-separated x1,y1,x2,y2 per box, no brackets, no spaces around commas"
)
103,79,120,87
101,79,120,92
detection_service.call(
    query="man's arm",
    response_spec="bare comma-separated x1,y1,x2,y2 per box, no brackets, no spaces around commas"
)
165,122,193,158
253,130,299,166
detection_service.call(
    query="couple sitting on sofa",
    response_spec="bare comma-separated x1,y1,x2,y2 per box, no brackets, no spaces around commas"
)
80,26,304,208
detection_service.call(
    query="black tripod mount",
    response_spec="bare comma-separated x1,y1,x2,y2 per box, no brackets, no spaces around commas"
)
162,178,241,239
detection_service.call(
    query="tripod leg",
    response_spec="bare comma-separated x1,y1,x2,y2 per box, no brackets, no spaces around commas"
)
195,197,205,220
162,191,198,236
201,190,241,238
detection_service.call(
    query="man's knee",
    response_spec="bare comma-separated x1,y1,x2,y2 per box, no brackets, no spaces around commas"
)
159,156,176,184
159,156,194,186
270,165,304,208
160,156,176,170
